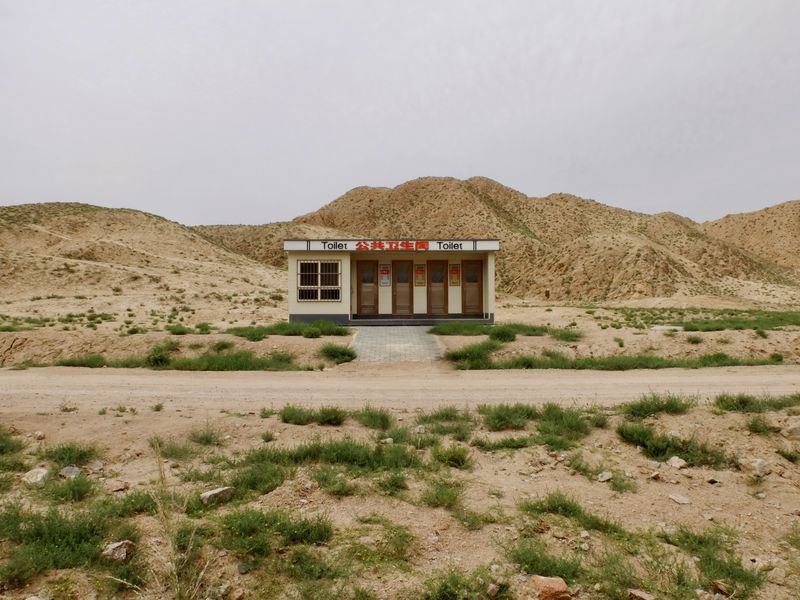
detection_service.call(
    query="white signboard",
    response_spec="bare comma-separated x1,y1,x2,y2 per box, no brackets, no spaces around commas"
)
283,239,499,252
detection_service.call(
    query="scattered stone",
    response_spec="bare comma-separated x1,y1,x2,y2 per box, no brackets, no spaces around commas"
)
22,467,49,487
101,540,135,562
379,438,393,444
754,492,766,500
768,566,787,585
628,590,655,600
648,461,661,469
597,471,613,482
237,561,252,575
650,471,661,480
86,460,104,473
702,512,715,521
200,486,235,506
529,575,571,600
487,582,500,598
781,420,800,440
666,456,688,469
669,493,690,505
579,542,590,551
32,430,46,440
706,477,720,485
414,425,426,434
579,530,590,539
103,479,130,493
739,458,771,477
231,589,246,600
59,465,82,479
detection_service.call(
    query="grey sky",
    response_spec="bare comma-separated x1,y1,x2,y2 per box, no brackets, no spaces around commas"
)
1,1,798,226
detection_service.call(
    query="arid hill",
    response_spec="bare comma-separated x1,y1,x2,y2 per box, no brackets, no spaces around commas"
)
230,176,793,302
702,200,800,270
0,202,284,318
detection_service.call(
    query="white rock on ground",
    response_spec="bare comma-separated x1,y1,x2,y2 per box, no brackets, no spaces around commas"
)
22,467,49,487
101,540,135,562
200,486,236,505
596,471,613,482
59,465,82,479
669,494,690,505
666,456,688,469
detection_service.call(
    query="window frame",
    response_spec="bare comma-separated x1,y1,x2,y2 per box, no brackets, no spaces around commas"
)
297,259,342,302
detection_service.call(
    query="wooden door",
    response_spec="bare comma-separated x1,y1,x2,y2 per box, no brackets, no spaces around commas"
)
427,260,448,315
357,261,378,315
461,260,483,314
392,260,413,315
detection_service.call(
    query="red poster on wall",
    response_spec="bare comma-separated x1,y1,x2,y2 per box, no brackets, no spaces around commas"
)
449,264,461,286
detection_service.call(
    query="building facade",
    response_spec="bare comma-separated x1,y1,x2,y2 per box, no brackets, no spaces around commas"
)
283,239,499,324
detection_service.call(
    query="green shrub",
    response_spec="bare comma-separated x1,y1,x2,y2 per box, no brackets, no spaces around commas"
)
421,479,462,509
354,406,394,430
616,422,728,467
167,324,194,335
478,403,538,431
432,445,472,469
622,393,695,419
319,343,356,364
507,539,582,582
746,415,776,435
188,424,224,446
42,443,99,467
44,475,95,503
261,431,275,443
686,335,703,345
316,406,348,426
302,326,322,339
211,340,234,352
55,354,107,368
146,340,179,367
280,404,316,425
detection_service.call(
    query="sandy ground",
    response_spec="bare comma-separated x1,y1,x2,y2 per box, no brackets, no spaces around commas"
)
2,366,800,598
2,364,800,413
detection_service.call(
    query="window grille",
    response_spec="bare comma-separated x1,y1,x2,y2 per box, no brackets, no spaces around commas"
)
297,260,341,301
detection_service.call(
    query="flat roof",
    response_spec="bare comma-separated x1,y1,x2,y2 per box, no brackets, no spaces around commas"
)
284,239,500,252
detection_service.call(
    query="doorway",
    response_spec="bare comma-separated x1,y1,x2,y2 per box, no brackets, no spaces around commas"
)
357,261,378,315
461,260,483,315
427,260,448,315
392,260,413,315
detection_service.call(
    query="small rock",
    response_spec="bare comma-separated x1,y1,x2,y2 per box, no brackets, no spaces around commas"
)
628,590,655,600
711,580,730,595
579,542,590,551
579,530,590,539
754,491,766,499
650,471,661,480
200,486,235,506
101,540,135,562
706,477,720,485
648,461,661,469
231,589,246,600
379,438,393,444
666,456,688,469
739,458,771,477
86,460,104,473
59,465,82,479
103,479,130,493
597,471,613,482
669,493,690,505
487,582,500,598
33,430,46,440
702,512,715,521
529,574,571,600
22,467,49,487
781,420,800,440
237,561,252,575
414,425,426,434
768,566,787,585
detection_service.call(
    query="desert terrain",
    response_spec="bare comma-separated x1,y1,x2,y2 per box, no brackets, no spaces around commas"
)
2,185,800,599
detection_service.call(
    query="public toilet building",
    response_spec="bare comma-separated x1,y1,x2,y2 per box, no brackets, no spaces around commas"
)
283,239,499,324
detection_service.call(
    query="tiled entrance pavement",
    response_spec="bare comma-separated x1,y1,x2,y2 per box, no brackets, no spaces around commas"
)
351,326,441,362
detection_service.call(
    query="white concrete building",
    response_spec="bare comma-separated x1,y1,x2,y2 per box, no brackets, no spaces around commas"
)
283,239,499,324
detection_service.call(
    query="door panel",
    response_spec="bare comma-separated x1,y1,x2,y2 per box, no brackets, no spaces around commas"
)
462,260,483,314
427,260,448,315
357,261,378,315
392,261,413,315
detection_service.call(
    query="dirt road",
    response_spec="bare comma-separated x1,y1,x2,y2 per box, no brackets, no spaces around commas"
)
2,364,799,416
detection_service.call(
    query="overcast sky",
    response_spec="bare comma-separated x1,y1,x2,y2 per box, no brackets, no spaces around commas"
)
1,1,798,226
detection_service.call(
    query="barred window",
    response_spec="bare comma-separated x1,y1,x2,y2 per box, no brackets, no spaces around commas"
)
297,260,341,301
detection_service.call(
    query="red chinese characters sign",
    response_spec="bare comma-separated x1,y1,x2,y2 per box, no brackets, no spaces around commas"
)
354,240,429,251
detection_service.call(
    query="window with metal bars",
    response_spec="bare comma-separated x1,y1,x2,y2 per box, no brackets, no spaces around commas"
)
297,260,341,301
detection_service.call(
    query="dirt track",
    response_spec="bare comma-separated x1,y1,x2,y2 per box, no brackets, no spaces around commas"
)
2,364,799,416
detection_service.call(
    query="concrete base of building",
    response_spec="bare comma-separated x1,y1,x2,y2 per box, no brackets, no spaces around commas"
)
289,314,495,326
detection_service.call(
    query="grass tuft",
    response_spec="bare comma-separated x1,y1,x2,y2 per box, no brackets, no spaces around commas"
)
617,422,728,467
319,343,357,364
714,393,800,413
478,403,539,431
622,393,696,419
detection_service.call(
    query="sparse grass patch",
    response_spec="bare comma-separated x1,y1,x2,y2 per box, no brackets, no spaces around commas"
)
55,354,107,368
228,320,349,341
169,350,298,371
42,443,99,467
478,403,539,431
377,471,408,495
421,479,462,509
472,435,534,451
622,393,696,419
714,393,800,413
417,406,474,440
658,526,763,597
507,538,582,582
228,463,285,495
354,406,393,430
494,351,779,370
316,406,348,426
149,436,196,460
312,465,358,497
616,422,728,467
520,491,622,534
432,445,472,469
261,431,275,443
686,335,703,345
211,340,235,352
383,426,440,449
0,427,24,455
319,343,356,364
43,474,95,503
535,404,590,450
423,567,512,600
188,424,224,447
281,404,316,425
746,415,777,435
777,447,800,463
